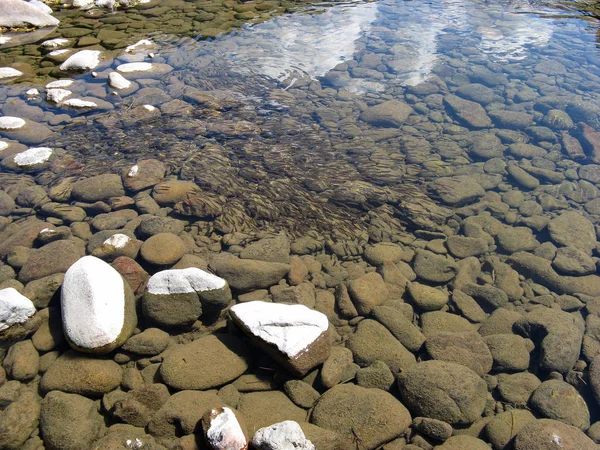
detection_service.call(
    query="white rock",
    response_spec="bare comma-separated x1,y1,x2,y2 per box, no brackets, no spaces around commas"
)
61,255,126,349
229,301,329,358
14,147,53,166
95,0,116,8
28,0,54,14
103,233,130,249
108,72,131,90
1,0,60,28
62,98,97,108
147,267,226,295
0,116,26,130
143,104,155,111
0,288,36,332
59,50,101,71
73,0,94,8
25,88,40,97
117,62,153,73
49,49,71,57
41,38,70,48
0,141,8,152
0,37,11,45
127,165,139,177
252,421,315,450
46,79,74,88
206,407,248,450
46,88,72,104
125,39,155,53
0,67,23,79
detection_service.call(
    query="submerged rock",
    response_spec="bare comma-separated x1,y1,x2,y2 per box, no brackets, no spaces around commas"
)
229,301,331,376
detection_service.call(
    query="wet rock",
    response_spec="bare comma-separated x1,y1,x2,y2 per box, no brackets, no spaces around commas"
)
490,111,534,129
413,249,458,283
40,350,122,396
436,435,490,449
0,287,35,331
548,211,596,254
363,242,403,265
407,282,448,311
430,176,485,206
59,50,101,72
496,226,538,254
412,417,452,442
91,233,140,261
483,334,531,372
0,388,40,450
461,283,508,310
552,246,596,275
62,256,136,354
508,251,600,296
40,391,105,450
152,180,201,205
202,406,249,450
513,305,584,374
348,272,388,315
347,319,416,375
90,425,166,450
143,267,231,327
140,232,186,266
451,289,487,323
110,384,170,428
372,305,426,352
0,120,53,146
40,203,86,223
446,236,488,258
284,379,320,408
579,123,600,163
507,164,540,190
0,191,15,216
160,334,249,390
230,301,330,376
530,380,589,430
469,132,505,160
122,159,166,193
90,209,138,231
425,332,493,376
397,360,487,425
72,174,125,202
210,252,290,291
320,347,354,389
240,232,290,264
497,372,541,407
2,339,39,381
252,421,314,450
485,409,536,450
121,328,169,356
561,131,586,161
310,383,411,450
18,239,83,283
359,100,413,127
513,419,596,450
443,94,492,128
1,0,59,27
237,390,306,433
421,310,477,336
111,256,149,297
456,83,498,105
355,360,395,391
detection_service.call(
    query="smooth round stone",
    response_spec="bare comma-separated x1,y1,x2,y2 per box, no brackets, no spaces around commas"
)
530,380,590,430
140,233,186,266
62,255,136,353
117,62,153,73
252,421,313,450
0,117,26,130
59,50,101,71
0,287,36,332
108,72,131,90
514,419,596,450
62,98,97,108
46,89,72,104
46,79,74,88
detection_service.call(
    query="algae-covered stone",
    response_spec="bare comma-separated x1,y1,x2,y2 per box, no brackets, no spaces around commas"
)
348,272,389,315
397,360,487,425
425,332,493,376
359,100,413,127
62,256,136,354
0,389,40,450
530,380,590,430
71,174,125,202
513,419,596,450
160,334,249,390
485,409,536,450
310,383,411,450
140,233,186,266
18,239,84,284
210,252,290,291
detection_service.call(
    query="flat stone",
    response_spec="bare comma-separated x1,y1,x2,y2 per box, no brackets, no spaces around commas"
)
59,50,101,71
552,246,597,275
548,211,597,254
230,301,330,376
430,176,485,206
62,256,136,353
71,174,125,202
413,249,458,283
360,100,413,127
210,252,290,291
443,94,492,128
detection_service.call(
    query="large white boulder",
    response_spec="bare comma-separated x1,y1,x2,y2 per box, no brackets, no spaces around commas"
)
0,288,36,331
202,407,248,450
252,421,315,450
143,267,232,327
0,67,23,79
62,255,136,354
0,0,59,28
229,301,331,376
59,50,101,72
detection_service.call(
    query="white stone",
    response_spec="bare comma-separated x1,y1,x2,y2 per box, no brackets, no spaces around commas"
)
147,267,226,295
1,0,60,28
252,421,314,450
0,116,25,130
0,288,36,332
125,39,154,53
0,37,11,45
0,67,23,79
49,49,70,57
0,141,8,152
25,88,40,97
143,105,155,111
46,79,74,88
46,88,72,104
117,62,153,73
229,301,329,358
59,50,101,71
95,0,116,8
127,165,139,177
42,38,70,48
62,98,97,108
108,72,131,90
61,255,125,349
103,233,130,249
206,407,247,450
28,0,54,14
73,0,94,8
14,147,53,167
